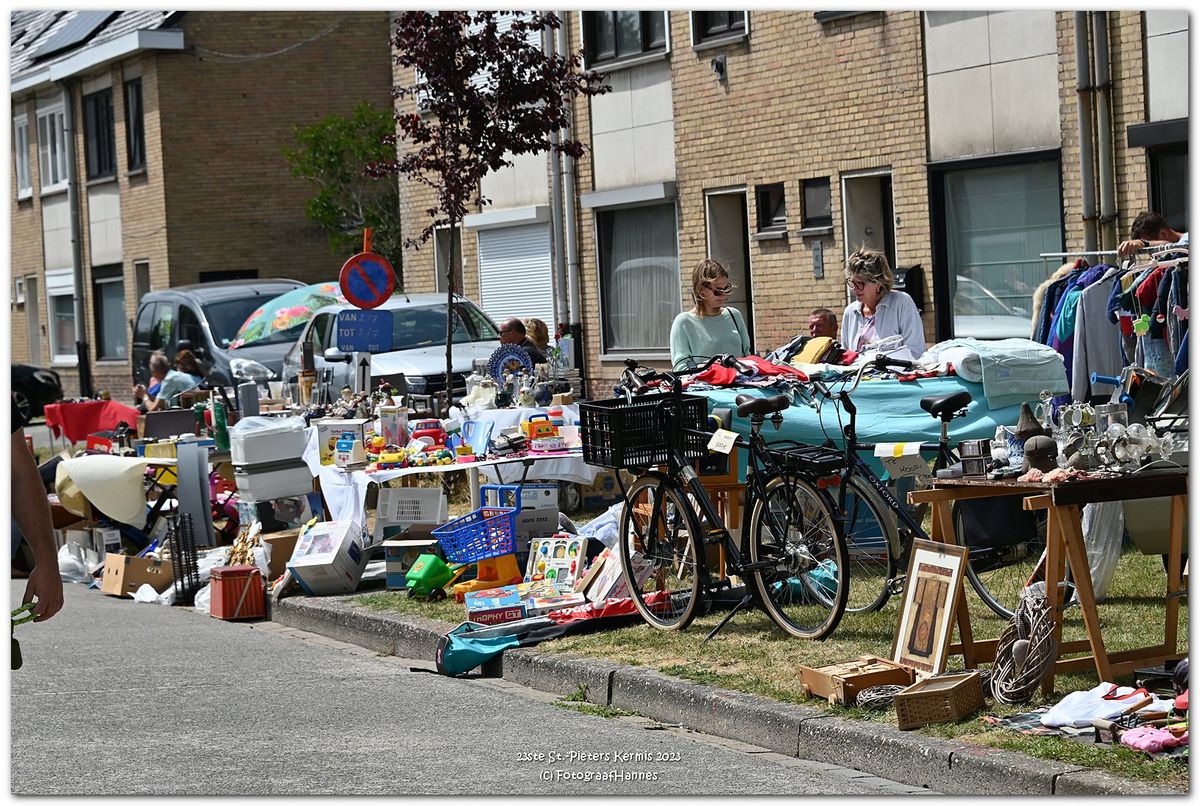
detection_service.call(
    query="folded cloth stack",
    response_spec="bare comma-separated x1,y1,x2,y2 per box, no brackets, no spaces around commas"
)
921,338,1069,410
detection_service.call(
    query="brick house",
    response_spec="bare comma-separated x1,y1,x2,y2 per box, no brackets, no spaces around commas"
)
9,10,392,397
398,11,1188,398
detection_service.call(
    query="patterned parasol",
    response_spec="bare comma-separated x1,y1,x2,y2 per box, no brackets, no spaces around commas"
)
229,282,346,348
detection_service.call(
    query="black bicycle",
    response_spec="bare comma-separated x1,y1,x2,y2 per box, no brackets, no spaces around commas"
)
796,354,1048,619
579,356,850,640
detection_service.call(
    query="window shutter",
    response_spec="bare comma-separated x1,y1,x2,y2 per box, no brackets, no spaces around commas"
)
477,224,555,325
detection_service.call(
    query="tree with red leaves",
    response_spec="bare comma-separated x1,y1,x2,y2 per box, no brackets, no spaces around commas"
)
371,11,609,405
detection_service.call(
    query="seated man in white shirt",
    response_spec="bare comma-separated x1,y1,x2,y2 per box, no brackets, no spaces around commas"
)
1117,210,1189,258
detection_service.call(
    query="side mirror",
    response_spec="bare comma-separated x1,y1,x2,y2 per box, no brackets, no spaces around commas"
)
323,347,350,363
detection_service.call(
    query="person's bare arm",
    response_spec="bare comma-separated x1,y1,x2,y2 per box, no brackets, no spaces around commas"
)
12,429,63,622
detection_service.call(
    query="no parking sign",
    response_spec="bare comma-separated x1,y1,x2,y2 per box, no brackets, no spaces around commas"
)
339,252,396,309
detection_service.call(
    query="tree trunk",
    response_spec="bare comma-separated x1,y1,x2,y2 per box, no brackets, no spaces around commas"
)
445,215,458,413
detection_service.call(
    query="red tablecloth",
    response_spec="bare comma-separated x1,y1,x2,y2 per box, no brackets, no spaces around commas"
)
43,401,140,442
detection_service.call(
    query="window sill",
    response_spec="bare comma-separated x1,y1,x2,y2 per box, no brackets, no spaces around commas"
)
793,225,833,237
50,358,79,368
751,229,788,242
40,185,68,199
96,358,128,365
692,32,748,51
587,49,669,74
16,191,33,203
599,351,672,364
86,175,118,189
126,167,147,178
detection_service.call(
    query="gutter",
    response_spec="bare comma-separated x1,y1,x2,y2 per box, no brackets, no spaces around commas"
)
59,77,92,397
558,11,585,375
1073,12,1098,254
1091,11,1118,250
11,29,185,94
544,24,567,332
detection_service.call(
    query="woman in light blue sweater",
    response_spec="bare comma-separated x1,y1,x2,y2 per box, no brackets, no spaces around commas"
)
670,259,752,371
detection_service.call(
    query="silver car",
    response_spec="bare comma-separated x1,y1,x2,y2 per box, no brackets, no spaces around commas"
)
281,294,501,399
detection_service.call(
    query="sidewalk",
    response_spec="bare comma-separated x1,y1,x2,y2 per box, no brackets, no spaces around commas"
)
271,593,1182,796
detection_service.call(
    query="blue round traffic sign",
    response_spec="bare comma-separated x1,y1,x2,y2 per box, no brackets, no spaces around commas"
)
339,252,396,309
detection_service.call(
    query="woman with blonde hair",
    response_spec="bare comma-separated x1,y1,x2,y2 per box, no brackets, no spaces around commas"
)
669,258,751,371
841,248,925,359
524,318,551,353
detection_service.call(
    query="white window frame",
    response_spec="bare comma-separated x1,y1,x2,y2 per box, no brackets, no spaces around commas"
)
36,103,69,194
689,11,750,49
579,11,672,71
48,290,78,364
14,114,33,199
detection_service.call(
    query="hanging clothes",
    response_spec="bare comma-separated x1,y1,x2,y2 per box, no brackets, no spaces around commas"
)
1071,266,1124,401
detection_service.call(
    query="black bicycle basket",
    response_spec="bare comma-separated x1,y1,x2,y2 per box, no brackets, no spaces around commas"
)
580,393,710,469
766,443,846,476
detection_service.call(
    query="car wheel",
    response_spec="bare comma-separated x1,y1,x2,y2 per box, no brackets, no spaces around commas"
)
12,385,34,423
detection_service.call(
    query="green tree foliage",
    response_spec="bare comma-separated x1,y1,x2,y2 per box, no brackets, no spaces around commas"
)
284,102,404,286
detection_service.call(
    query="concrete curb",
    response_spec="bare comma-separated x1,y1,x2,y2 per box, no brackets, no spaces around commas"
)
271,595,1184,796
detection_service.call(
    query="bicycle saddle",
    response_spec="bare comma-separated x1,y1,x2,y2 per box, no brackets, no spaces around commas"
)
735,393,791,418
920,390,972,421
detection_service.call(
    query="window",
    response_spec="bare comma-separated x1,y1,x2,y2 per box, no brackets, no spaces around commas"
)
124,79,145,171
132,302,157,347
597,203,679,352
134,260,151,302
14,114,32,198
36,104,68,191
583,11,667,66
92,265,127,360
83,88,116,180
151,304,174,351
309,313,335,354
935,157,1063,340
801,178,832,228
1149,145,1188,234
755,183,787,232
692,11,746,44
50,293,77,361
178,304,204,352
434,226,463,294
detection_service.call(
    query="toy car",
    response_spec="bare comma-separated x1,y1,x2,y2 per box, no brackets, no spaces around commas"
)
411,418,447,447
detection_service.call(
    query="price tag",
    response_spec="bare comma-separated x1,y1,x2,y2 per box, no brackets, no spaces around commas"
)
874,442,930,480
707,428,738,455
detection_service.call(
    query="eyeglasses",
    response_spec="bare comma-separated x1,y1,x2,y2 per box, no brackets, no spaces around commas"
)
847,279,869,291
706,284,735,297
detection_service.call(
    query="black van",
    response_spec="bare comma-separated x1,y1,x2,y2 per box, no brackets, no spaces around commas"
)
131,279,304,387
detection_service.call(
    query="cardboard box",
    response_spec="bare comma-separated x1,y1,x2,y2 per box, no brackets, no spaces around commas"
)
287,520,367,595
578,469,628,510
91,527,123,561
513,507,560,555
798,655,917,706
464,586,526,625
525,592,587,616
314,418,372,465
585,549,654,603
518,483,559,510
383,538,439,590
100,554,175,598
262,528,302,580
524,534,586,591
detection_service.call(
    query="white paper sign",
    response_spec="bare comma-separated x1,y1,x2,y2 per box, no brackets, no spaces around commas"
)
707,428,739,455
874,442,930,480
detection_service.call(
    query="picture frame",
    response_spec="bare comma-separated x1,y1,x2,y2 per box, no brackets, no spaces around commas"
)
891,539,968,675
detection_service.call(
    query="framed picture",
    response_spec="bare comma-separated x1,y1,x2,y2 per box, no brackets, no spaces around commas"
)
892,539,968,675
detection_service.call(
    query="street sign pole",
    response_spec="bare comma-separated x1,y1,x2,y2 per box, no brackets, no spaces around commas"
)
354,352,372,395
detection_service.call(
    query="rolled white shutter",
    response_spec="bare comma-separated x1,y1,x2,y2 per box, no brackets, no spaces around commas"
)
477,223,555,325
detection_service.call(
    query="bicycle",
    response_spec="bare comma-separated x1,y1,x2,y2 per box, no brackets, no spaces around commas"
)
795,354,1048,619
579,356,850,640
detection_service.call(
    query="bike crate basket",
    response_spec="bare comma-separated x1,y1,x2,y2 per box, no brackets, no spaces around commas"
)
579,393,709,470
768,444,846,476
433,506,517,563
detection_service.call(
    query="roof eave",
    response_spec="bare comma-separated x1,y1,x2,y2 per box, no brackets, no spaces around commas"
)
11,28,185,95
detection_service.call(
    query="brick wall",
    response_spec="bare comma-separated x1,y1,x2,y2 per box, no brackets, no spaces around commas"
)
10,96,41,368
157,11,393,288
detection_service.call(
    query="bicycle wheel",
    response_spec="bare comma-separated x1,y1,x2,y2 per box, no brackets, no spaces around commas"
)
748,474,848,639
841,477,899,613
618,474,705,630
953,503,1049,619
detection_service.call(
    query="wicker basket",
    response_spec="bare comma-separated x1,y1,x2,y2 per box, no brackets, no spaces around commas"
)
894,671,986,730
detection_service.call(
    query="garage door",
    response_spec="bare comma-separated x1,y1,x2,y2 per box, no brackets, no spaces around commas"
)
477,223,555,326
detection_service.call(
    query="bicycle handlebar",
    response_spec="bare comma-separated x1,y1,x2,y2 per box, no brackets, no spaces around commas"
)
618,354,743,394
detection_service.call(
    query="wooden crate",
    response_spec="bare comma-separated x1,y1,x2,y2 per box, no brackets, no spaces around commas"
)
894,671,985,730
798,655,916,706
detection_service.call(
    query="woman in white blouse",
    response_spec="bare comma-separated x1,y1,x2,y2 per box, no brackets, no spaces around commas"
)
841,248,926,359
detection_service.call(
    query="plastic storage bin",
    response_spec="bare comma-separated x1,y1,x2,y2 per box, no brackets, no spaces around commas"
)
228,416,308,465
234,459,313,501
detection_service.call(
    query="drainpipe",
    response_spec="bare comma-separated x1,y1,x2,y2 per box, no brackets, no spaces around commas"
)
544,24,566,333
1074,12,1098,254
558,12,584,374
60,78,93,397
1092,11,1118,251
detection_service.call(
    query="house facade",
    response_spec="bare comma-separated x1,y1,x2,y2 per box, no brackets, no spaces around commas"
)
10,10,392,396
396,11,1188,397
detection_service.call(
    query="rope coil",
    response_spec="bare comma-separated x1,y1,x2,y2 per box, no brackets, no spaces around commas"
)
991,585,1058,705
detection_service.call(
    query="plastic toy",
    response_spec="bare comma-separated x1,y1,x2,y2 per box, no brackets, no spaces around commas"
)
455,445,476,463
522,414,558,441
411,419,447,447
369,451,408,471
404,553,467,599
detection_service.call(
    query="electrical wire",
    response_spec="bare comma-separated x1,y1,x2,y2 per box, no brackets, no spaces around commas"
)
190,15,350,62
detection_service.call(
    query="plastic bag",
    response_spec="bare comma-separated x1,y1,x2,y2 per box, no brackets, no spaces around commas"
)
132,584,159,603
229,415,306,435
193,583,212,615
576,501,623,548
1078,501,1124,602
56,544,93,584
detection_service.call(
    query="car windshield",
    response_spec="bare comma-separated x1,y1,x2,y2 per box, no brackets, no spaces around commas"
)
388,302,499,351
206,296,304,348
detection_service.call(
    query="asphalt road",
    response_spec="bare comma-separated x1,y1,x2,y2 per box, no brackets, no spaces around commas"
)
11,584,928,795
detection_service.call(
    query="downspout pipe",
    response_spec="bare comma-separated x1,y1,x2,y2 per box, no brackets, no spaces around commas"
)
60,78,93,397
1074,12,1098,254
558,12,584,374
544,24,566,333
1092,10,1118,250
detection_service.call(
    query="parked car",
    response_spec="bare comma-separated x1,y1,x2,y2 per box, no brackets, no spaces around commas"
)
131,279,306,387
11,364,63,422
952,275,1032,340
280,294,502,399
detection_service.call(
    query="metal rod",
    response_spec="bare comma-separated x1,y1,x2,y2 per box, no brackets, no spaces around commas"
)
1092,11,1117,249
1074,12,1098,253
